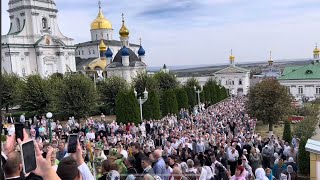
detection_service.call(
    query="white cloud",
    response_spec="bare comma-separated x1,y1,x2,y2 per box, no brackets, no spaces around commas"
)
1,0,320,67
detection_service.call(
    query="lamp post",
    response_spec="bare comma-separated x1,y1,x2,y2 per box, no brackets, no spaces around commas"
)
194,85,203,107
46,112,53,143
134,88,148,122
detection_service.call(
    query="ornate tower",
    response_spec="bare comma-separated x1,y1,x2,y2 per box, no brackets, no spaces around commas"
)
1,0,76,77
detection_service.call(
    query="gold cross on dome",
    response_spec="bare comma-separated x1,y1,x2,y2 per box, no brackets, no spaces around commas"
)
98,0,101,9
121,13,126,23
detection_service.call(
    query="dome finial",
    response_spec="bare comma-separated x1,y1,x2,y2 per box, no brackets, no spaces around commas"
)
139,37,142,46
119,13,129,37
269,50,272,60
314,42,320,55
268,50,274,66
229,49,235,61
91,0,112,30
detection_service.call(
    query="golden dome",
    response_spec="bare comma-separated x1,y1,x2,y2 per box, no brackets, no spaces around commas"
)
314,44,320,54
119,13,129,37
99,40,107,51
229,49,235,61
91,2,112,30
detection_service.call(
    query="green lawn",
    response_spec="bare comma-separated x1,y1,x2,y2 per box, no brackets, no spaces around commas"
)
255,120,297,138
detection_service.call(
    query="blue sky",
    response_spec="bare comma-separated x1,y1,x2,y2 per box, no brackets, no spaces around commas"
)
1,0,320,67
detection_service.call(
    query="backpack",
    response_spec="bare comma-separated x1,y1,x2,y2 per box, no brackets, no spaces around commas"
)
184,171,197,180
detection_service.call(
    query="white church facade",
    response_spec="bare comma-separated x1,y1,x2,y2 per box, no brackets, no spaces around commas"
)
214,51,250,95
1,0,76,77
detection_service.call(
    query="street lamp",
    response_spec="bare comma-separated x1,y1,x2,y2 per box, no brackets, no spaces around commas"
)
134,88,148,122
194,85,203,107
46,112,53,143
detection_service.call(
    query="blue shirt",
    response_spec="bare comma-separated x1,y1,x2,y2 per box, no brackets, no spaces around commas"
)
153,158,166,179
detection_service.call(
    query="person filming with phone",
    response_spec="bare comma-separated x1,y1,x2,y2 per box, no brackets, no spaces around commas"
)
2,128,61,180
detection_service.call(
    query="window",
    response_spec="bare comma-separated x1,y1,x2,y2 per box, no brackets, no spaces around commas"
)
78,51,80,55
287,86,291,94
226,81,228,85
82,50,84,55
316,87,320,94
42,18,47,29
16,18,21,31
219,80,222,85
298,86,303,94
232,81,234,85
239,79,242,85
89,50,91,55
96,34,97,40
22,68,26,76
93,50,95,54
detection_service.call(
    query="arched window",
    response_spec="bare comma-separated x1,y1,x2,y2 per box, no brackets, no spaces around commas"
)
239,79,242,85
22,68,26,76
93,50,95,54
78,51,80,55
16,18,21,31
42,18,47,29
89,50,91,55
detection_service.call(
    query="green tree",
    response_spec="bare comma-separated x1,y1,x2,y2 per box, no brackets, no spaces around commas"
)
1,73,22,112
204,78,219,103
184,77,201,107
133,72,159,96
184,87,196,108
203,85,212,103
247,79,293,132
298,138,309,175
47,73,64,112
143,90,161,120
97,76,128,113
282,120,292,143
58,74,98,120
153,71,178,92
175,88,189,109
115,89,140,124
161,89,179,116
20,74,51,114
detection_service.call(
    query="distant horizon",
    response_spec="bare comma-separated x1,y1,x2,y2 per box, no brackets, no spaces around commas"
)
147,57,313,71
1,0,319,66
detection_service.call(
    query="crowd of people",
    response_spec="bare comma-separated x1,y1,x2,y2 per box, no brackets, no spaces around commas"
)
1,97,301,180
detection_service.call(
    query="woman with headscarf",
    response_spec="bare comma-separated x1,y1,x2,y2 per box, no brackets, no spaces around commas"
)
281,165,298,180
265,168,275,180
254,168,268,180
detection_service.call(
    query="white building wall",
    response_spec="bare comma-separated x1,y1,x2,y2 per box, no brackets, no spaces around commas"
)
214,72,250,95
91,29,113,41
279,80,320,100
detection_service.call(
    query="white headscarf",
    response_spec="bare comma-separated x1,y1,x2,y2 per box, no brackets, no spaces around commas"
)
255,168,268,180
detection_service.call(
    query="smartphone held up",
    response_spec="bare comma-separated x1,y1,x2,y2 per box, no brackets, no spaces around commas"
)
20,140,37,174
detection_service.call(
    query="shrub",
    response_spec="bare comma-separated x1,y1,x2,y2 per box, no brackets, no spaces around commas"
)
298,138,309,175
282,120,292,143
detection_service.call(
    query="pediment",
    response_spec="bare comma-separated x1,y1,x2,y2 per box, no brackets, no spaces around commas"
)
215,66,249,74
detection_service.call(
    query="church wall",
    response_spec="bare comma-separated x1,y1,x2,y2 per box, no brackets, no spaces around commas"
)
214,73,250,95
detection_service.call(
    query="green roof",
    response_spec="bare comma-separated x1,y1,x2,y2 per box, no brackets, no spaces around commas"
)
278,62,320,80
